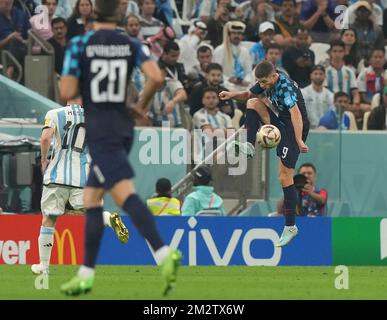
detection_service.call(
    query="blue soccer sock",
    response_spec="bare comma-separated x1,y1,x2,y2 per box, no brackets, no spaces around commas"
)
283,184,297,226
122,194,164,252
83,207,104,269
245,108,262,145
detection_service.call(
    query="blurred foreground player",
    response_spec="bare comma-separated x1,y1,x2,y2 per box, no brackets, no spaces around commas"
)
59,0,181,296
31,100,129,275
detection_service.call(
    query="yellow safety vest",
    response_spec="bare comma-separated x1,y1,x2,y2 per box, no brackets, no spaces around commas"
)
147,197,181,216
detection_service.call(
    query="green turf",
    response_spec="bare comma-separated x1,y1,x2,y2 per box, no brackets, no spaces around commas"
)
1,265,387,300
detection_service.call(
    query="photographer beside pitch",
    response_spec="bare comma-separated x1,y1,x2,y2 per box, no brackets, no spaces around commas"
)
276,163,328,217
219,60,309,247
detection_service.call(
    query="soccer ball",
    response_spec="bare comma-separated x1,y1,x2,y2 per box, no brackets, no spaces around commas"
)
257,125,281,149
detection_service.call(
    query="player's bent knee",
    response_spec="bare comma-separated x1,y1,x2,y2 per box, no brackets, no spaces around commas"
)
111,179,136,208
246,98,264,110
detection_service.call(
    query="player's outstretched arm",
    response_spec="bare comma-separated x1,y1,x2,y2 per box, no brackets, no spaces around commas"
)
219,90,252,102
289,105,308,153
137,60,164,111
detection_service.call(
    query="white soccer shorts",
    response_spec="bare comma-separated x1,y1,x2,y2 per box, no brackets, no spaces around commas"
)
41,185,83,216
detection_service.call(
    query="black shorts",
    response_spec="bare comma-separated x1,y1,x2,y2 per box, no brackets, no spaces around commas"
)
267,108,308,169
86,133,135,190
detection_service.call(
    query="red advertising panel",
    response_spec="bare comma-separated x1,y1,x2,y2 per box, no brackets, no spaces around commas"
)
0,215,85,265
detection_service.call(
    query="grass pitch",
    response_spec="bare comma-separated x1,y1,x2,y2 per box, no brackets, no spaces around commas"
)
0,265,386,300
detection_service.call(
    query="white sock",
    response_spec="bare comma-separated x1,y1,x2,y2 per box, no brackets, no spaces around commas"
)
38,226,55,267
155,246,171,264
102,211,112,228
78,265,95,279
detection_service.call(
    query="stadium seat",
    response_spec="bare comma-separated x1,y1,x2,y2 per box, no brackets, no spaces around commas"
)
309,42,330,65
371,93,381,109
363,111,371,130
344,111,358,131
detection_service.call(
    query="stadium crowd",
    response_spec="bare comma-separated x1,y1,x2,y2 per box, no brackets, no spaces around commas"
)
1,0,387,215
1,0,387,131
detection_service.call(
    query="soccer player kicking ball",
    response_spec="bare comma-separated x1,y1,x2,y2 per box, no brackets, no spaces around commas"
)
59,0,181,296
219,61,310,247
31,101,129,275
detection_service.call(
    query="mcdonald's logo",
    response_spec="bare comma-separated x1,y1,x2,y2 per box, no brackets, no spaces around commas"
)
54,229,77,265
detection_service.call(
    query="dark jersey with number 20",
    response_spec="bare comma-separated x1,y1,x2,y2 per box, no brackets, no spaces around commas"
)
62,29,150,143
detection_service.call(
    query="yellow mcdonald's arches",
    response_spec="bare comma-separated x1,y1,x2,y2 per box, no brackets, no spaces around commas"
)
54,229,77,265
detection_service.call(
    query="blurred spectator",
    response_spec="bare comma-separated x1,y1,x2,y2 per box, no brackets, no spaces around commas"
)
178,20,208,77
125,13,141,39
344,0,383,28
0,0,31,80
239,0,275,42
275,163,328,217
349,1,384,66
199,0,231,24
145,26,175,59
66,0,93,40
30,0,57,40
139,0,164,39
341,28,361,75
48,17,67,74
188,63,235,116
186,44,213,90
213,21,252,90
265,43,286,73
357,48,386,105
205,0,230,48
193,86,235,130
318,91,358,130
249,21,275,67
15,0,37,15
302,64,334,128
181,166,226,216
367,84,387,130
149,63,187,127
154,0,173,27
147,178,181,216
193,87,235,159
117,0,130,27
50,0,75,19
127,0,140,16
300,0,337,43
273,0,304,48
325,40,360,105
282,26,315,88
159,40,187,87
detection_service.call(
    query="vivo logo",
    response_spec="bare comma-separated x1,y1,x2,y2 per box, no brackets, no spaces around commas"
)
148,218,282,266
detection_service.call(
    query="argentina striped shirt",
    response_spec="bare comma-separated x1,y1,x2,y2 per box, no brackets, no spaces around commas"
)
43,105,90,188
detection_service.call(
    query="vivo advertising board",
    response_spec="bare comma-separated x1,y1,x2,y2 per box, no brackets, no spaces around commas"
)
98,217,332,266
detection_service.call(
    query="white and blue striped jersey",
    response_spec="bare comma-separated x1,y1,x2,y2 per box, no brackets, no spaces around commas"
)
43,105,90,188
324,65,357,97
